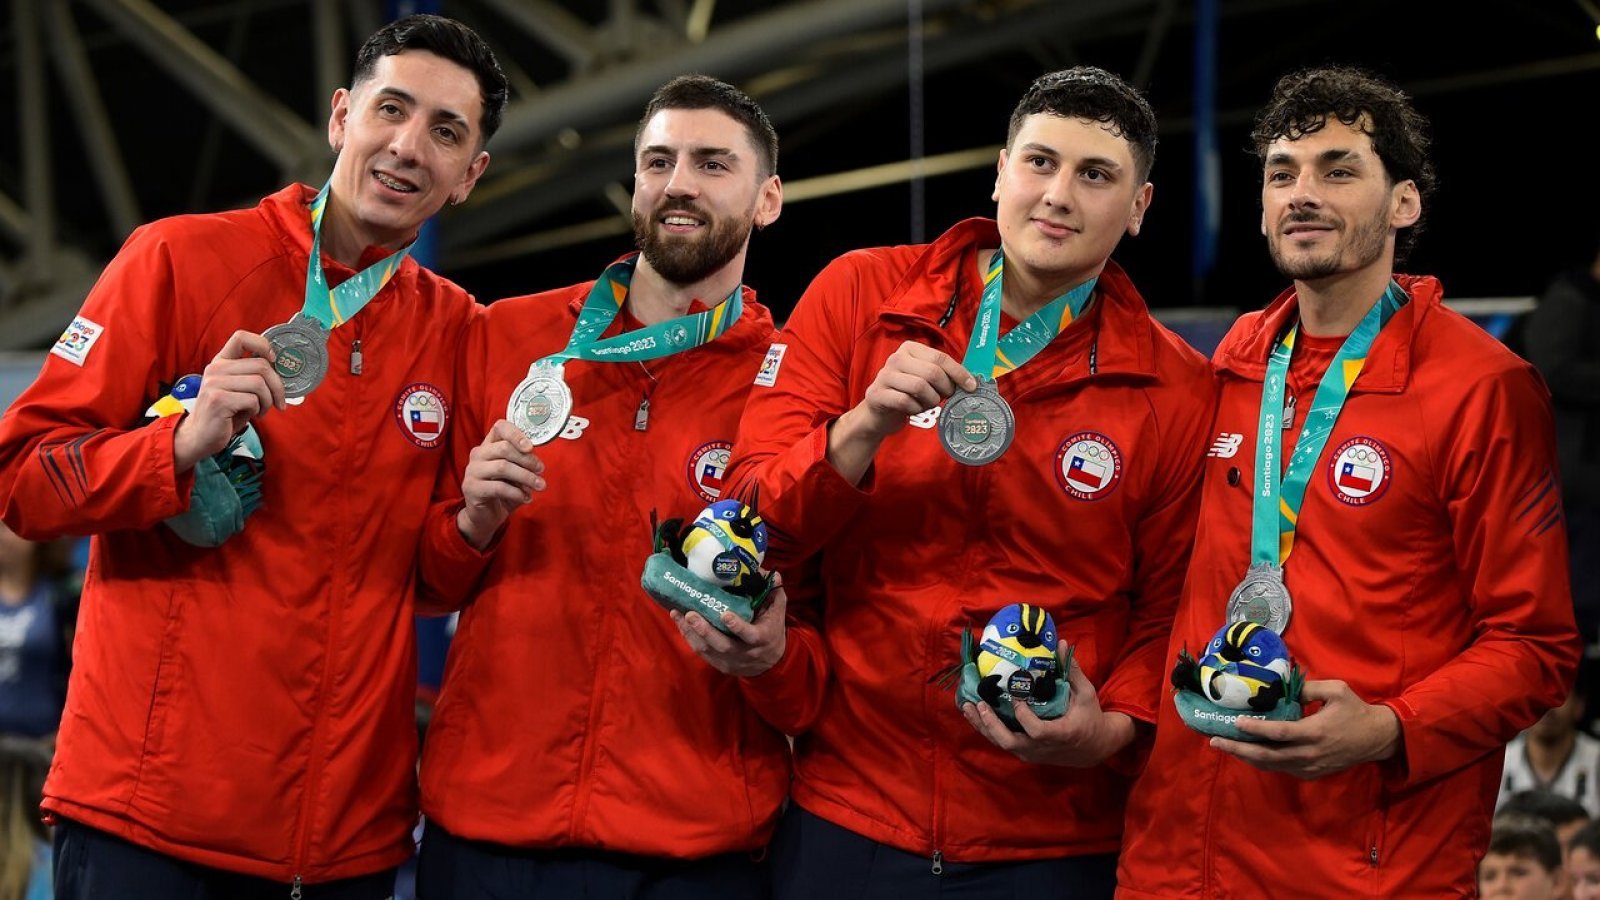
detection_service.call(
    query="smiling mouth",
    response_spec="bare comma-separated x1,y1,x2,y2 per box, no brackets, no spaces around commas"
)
660,211,706,227
373,171,418,193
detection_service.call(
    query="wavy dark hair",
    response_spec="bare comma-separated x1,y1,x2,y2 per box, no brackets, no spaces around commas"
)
637,75,779,179
1250,66,1435,263
352,14,510,145
1007,66,1158,182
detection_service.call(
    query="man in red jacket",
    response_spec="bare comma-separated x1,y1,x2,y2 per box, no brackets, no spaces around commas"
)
412,75,788,899
713,67,1212,896
1117,67,1580,899
0,15,504,899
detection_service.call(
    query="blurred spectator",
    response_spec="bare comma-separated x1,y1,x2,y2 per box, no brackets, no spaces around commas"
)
1523,240,1600,642
1482,817,1568,900
1502,662,1600,818
0,523,76,900
1501,790,1593,857
1568,820,1600,900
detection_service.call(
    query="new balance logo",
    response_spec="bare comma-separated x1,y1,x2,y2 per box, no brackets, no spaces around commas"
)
1207,433,1244,458
559,416,591,441
908,406,943,430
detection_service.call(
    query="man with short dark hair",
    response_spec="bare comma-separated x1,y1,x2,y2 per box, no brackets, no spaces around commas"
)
717,66,1212,896
0,14,506,898
1117,66,1578,899
412,74,786,899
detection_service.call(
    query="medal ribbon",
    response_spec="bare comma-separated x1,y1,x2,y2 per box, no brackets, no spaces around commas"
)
536,254,742,367
300,181,414,328
1250,281,1407,565
958,249,1097,378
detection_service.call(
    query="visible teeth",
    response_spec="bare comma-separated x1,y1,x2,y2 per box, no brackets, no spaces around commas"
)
663,216,699,226
375,172,416,192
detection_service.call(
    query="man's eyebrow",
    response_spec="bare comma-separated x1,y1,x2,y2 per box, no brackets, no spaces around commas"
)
641,144,738,158
374,86,472,132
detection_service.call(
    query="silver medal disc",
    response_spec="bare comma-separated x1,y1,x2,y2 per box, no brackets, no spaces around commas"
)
1226,562,1293,633
507,364,573,446
939,378,1015,466
263,315,331,399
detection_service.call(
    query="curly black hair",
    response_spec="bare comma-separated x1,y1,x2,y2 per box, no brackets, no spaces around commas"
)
1007,66,1158,182
637,75,779,179
1250,67,1435,262
352,15,509,145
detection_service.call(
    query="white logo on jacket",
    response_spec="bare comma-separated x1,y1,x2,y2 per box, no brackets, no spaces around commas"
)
559,416,590,441
1208,433,1244,458
754,343,787,387
51,316,105,367
908,406,943,429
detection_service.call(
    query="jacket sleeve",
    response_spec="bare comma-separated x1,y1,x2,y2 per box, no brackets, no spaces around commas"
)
1381,363,1581,788
416,308,500,615
723,254,878,573
0,227,197,540
736,561,829,734
722,254,887,734
1097,366,1217,726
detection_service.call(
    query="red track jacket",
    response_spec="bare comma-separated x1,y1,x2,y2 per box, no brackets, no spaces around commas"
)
1117,276,1580,899
416,275,791,858
723,219,1214,862
0,185,478,882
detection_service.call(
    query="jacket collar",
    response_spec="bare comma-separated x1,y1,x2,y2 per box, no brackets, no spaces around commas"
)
259,183,419,289
1215,274,1443,394
878,217,1163,383
561,251,775,355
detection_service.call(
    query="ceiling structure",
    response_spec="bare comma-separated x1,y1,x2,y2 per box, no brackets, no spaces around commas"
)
3,0,1599,350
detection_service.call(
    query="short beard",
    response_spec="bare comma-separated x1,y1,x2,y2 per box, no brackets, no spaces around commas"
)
633,205,753,286
1269,207,1390,282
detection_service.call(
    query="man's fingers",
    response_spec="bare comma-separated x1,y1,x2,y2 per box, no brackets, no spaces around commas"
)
879,371,943,411
682,612,737,654
753,578,787,623
670,611,709,655
488,419,537,454
474,457,544,491
972,702,1023,750
1010,698,1052,739
1231,714,1307,744
719,611,763,645
217,330,274,362
934,356,978,393
1296,679,1344,704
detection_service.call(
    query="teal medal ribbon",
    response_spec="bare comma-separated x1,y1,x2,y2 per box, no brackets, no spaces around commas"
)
962,249,1098,379
939,249,1097,466
506,254,743,445
1227,280,1408,632
264,181,414,399
538,254,743,367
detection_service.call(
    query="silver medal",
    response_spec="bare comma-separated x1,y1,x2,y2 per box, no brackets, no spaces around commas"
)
939,378,1015,466
1226,562,1293,633
507,363,573,446
263,314,331,399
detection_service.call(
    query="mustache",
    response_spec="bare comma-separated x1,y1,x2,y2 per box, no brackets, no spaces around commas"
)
1283,210,1336,228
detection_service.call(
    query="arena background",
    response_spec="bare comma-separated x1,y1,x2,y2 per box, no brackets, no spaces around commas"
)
2,0,1598,361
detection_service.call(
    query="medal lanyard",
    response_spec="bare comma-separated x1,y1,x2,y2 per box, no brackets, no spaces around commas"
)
535,254,742,367
300,181,414,328
958,249,1097,379
1250,281,1407,565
